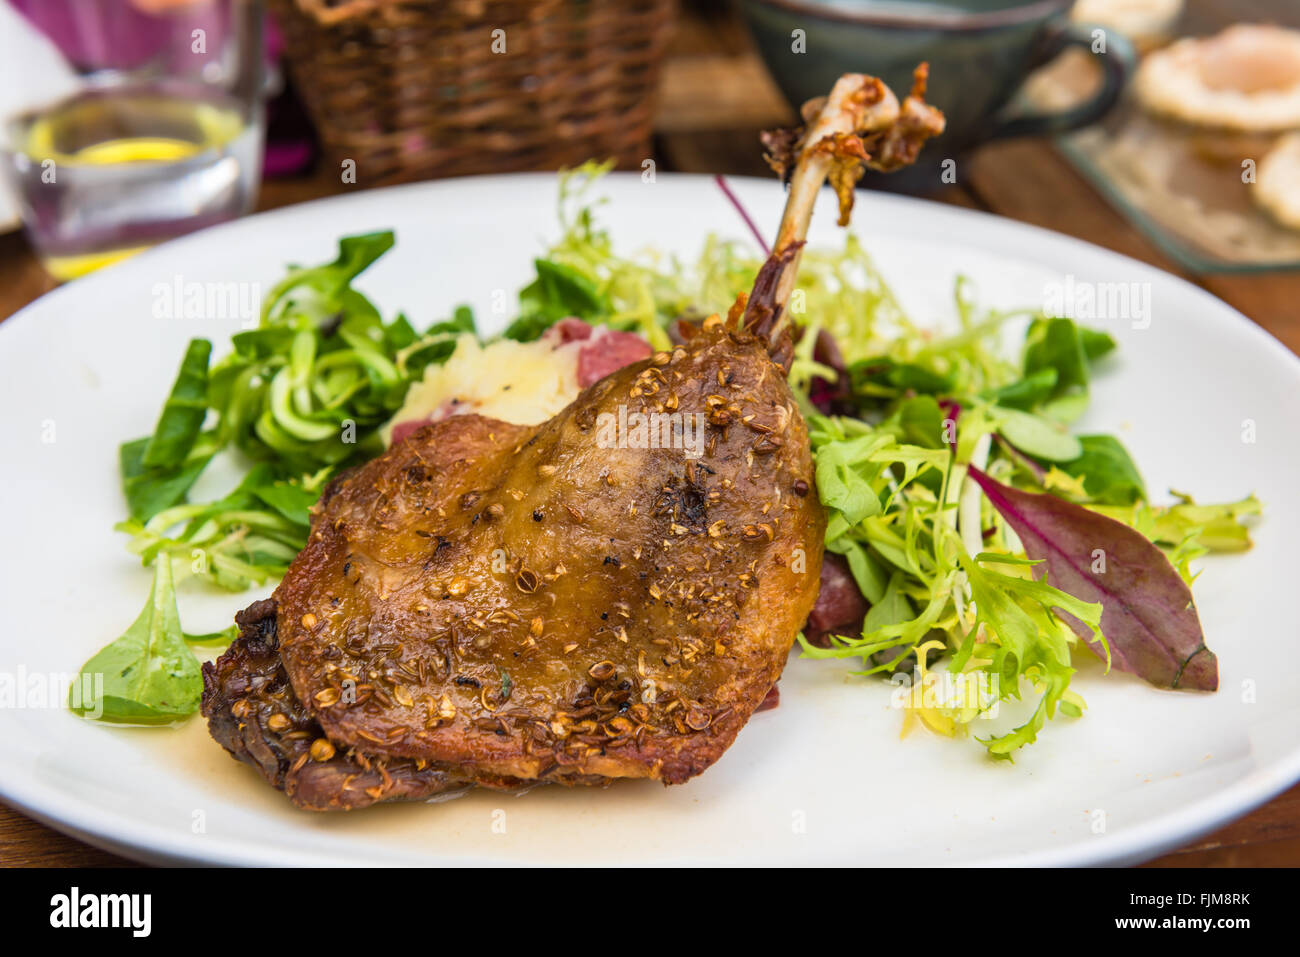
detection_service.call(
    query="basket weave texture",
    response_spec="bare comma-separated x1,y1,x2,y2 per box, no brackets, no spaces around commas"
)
269,0,677,183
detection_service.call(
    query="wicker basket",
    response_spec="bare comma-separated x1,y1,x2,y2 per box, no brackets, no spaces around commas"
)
269,0,677,184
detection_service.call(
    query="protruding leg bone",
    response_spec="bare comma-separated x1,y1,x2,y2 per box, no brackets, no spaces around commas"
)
741,67,945,363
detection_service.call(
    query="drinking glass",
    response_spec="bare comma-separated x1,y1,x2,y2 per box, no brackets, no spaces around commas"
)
2,0,265,280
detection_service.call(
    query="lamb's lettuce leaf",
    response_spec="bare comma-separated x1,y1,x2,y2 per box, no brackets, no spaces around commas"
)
70,559,203,724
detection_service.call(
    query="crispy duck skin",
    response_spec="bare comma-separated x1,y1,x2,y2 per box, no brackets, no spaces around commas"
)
272,329,822,786
204,598,571,808
202,70,943,809
202,330,821,800
203,598,469,810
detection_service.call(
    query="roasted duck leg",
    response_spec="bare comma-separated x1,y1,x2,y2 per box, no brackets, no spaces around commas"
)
203,71,943,810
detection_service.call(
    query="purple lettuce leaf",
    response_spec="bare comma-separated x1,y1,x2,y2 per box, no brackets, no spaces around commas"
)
967,467,1218,691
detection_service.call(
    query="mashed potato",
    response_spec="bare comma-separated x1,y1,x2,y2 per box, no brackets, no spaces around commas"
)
382,320,653,445
382,334,582,444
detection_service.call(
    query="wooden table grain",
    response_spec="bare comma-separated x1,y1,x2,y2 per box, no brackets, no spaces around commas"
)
2,3,1297,868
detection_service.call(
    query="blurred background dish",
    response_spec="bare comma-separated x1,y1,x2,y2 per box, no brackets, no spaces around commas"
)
1052,1,1300,271
1134,23,1300,130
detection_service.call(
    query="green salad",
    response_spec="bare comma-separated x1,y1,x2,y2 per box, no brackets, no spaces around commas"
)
74,162,1258,756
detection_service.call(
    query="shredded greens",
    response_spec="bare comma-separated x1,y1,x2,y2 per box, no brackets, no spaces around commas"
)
114,232,476,591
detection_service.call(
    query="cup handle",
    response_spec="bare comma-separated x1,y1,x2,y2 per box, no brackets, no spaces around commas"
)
987,22,1137,141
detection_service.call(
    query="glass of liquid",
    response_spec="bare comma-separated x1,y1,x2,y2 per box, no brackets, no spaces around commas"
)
2,0,265,281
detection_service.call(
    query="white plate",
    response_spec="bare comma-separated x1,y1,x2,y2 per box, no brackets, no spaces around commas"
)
1,174,1297,867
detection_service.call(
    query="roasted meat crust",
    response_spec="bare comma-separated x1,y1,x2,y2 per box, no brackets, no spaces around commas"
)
205,322,825,806
201,599,471,810
276,323,824,785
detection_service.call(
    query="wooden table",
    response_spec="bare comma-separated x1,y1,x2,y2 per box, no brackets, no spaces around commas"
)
2,3,1298,868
